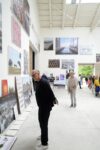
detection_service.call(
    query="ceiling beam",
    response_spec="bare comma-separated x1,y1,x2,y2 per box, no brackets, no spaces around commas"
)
73,0,81,27
90,4,100,31
62,0,66,28
48,0,52,28
72,4,79,27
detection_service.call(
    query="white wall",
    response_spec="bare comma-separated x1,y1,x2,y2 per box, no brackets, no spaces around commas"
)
39,27,100,76
0,0,40,76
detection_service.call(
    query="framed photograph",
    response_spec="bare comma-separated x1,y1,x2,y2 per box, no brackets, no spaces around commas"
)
12,0,30,35
0,3,2,53
61,59,74,70
44,38,53,50
48,59,60,68
2,80,8,96
11,17,21,48
79,45,93,55
56,37,78,54
8,46,21,74
22,76,32,108
96,54,100,62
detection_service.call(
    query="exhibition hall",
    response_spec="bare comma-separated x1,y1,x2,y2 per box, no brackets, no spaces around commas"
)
0,0,100,150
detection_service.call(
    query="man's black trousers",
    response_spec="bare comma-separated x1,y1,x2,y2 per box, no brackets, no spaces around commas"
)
38,107,51,145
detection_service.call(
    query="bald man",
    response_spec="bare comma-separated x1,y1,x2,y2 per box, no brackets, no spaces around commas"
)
32,69,58,149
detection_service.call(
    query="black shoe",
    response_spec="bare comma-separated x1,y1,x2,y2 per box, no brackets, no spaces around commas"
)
74,104,76,107
70,104,73,107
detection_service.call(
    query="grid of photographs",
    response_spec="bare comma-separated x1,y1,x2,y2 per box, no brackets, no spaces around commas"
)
48,59,60,68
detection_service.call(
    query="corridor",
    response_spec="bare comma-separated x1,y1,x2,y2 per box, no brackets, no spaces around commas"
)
12,86,100,150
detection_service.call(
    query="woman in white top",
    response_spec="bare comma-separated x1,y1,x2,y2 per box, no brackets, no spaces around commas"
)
67,71,78,107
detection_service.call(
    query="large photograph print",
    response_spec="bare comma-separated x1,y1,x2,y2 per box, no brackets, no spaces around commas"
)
56,37,78,54
22,76,32,108
8,46,21,74
44,38,53,50
12,0,30,35
0,77,18,133
11,17,21,48
79,45,93,55
0,3,2,53
62,59,74,70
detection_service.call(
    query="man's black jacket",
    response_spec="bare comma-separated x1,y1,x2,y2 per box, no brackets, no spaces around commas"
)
35,78,56,109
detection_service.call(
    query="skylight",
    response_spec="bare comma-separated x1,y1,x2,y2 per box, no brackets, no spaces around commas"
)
66,0,100,4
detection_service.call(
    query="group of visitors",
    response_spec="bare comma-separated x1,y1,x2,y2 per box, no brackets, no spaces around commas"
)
87,75,100,96
32,69,100,150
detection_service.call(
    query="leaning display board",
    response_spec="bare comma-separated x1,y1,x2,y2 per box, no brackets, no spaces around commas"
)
15,76,25,114
0,76,18,134
15,75,33,114
0,136,16,150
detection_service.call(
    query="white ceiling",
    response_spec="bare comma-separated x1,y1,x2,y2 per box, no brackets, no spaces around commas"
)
37,0,100,31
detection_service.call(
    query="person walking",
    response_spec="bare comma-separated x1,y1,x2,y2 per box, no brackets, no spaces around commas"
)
32,69,58,150
78,74,82,89
67,71,78,107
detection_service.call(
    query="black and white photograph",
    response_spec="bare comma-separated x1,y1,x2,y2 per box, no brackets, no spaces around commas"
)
22,76,32,108
79,45,93,55
61,59,74,70
56,37,78,54
44,38,53,50
96,54,100,62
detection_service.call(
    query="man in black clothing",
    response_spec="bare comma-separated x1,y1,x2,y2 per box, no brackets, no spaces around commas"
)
32,70,58,150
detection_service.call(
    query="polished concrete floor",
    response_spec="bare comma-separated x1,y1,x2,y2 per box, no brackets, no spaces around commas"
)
11,85,100,150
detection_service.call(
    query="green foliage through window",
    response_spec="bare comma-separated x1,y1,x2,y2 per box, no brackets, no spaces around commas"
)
78,65,94,76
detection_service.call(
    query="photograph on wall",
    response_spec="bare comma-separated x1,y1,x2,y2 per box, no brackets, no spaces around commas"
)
79,45,93,55
61,59,74,70
8,46,21,74
48,59,60,68
23,50,28,74
56,37,78,55
11,17,21,48
44,38,53,50
96,54,100,62
12,0,30,35
22,76,32,108
2,80,8,96
0,77,18,133
0,3,2,53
